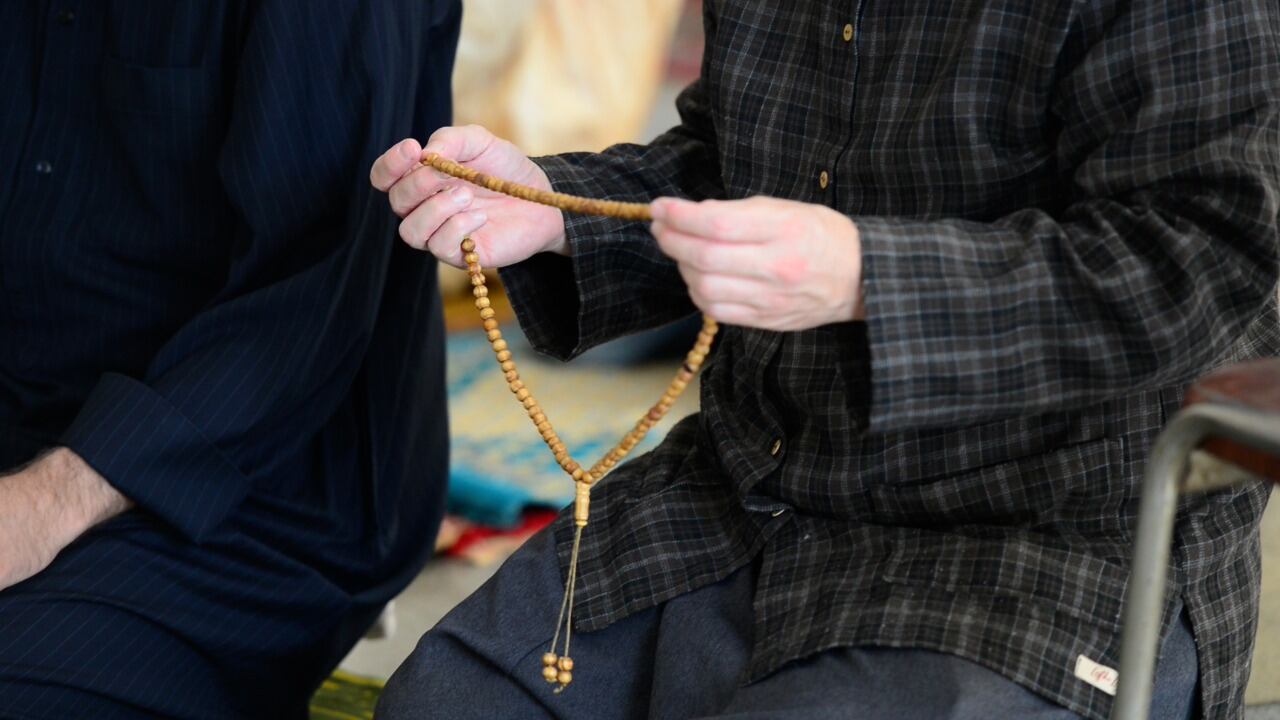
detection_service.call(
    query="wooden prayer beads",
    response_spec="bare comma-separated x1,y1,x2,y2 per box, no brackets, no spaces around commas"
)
425,153,653,221
429,151,718,693
462,235,717,520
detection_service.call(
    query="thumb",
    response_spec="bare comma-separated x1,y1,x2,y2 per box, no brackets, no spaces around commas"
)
422,124,497,165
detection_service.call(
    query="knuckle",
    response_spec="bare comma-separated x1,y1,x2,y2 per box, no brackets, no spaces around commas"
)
398,220,421,248
388,196,406,217
442,213,474,243
689,273,714,298
413,168,435,196
693,244,718,270
677,262,697,286
780,213,806,239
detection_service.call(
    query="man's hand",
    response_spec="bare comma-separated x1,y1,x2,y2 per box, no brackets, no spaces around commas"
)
0,448,132,591
369,125,567,268
649,196,865,331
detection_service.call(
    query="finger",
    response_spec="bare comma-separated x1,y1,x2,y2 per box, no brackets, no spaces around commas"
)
679,263,713,309
390,164,468,217
370,138,423,192
397,185,475,249
701,302,759,327
422,124,498,165
650,197,778,243
678,268,772,310
653,221,771,280
424,211,488,268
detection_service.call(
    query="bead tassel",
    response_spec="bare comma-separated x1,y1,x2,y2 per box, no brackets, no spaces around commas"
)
435,151,717,693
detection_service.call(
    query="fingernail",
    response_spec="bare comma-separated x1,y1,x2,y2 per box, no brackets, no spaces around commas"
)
451,187,472,205
399,140,417,160
471,212,487,228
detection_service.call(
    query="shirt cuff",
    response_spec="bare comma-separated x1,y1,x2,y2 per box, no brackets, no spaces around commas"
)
857,215,998,433
499,252,583,360
60,372,249,542
499,155,656,360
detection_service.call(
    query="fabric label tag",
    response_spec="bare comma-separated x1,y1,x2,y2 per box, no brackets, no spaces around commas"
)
1074,654,1119,696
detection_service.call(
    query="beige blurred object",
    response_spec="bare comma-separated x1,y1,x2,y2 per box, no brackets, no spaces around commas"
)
453,0,686,156
1247,493,1279,705
438,263,473,299
440,0,686,298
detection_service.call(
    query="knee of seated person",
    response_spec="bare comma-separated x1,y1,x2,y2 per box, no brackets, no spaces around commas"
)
375,631,464,717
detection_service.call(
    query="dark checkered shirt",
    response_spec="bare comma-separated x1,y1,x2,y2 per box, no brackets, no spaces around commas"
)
501,1,1280,718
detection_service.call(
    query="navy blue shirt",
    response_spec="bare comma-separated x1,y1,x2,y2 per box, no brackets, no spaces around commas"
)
0,0,455,591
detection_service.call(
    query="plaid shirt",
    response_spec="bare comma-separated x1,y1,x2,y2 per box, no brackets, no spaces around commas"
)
501,1,1280,718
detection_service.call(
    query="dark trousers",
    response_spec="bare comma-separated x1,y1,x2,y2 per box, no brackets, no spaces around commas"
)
377,526,1198,720
0,512,382,720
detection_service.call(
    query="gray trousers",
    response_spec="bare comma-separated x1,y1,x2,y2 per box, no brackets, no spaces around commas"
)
377,527,1197,719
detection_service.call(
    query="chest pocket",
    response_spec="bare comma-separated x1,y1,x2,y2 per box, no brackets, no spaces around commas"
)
94,55,228,281
99,0,225,183
103,0,211,67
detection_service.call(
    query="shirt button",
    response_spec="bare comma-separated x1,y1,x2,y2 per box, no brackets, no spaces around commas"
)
842,23,854,42
769,438,783,456
818,170,830,190
34,160,53,175
56,10,76,25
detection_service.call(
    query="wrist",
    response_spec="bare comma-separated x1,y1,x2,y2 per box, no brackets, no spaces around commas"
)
833,213,865,323
37,448,132,535
843,279,866,323
525,161,570,258
545,230,570,257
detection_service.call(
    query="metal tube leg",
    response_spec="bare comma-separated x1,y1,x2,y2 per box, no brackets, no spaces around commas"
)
1112,403,1280,720
1111,432,1183,720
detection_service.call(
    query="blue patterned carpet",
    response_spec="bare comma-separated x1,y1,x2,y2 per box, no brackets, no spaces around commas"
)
446,328,699,527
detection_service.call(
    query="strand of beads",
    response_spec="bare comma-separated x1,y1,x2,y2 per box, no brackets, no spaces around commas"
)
584,320,716,481
438,146,720,693
425,153,652,221
462,239,592,488
460,236,716,690
461,236,715,496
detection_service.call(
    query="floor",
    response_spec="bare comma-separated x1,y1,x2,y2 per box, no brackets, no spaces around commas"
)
339,559,500,681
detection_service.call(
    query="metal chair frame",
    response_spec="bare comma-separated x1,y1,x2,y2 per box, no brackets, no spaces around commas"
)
1112,402,1280,719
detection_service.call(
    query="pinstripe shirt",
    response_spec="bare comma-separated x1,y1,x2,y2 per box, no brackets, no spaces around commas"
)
501,1,1280,718
1,0,456,596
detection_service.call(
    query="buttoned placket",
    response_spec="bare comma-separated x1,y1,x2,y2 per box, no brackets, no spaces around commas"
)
825,5,865,210
26,2,85,193
1,0,88,372
747,11,867,525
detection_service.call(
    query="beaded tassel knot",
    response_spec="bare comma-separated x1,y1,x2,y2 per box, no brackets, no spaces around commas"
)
434,152,717,693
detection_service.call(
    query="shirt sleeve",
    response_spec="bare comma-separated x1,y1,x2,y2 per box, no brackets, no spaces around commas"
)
857,0,1280,433
60,0,455,541
499,4,724,361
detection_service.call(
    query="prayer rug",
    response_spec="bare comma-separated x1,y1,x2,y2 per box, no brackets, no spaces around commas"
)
309,671,383,720
446,328,699,527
